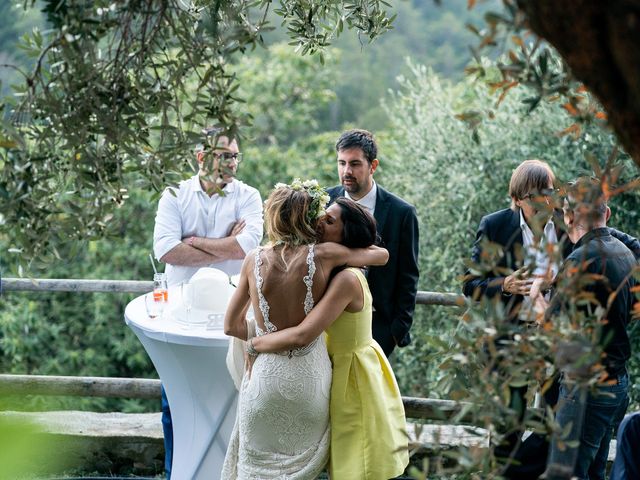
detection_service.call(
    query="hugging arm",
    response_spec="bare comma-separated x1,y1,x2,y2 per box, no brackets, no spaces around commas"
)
223,255,252,340
317,243,389,269
251,271,357,352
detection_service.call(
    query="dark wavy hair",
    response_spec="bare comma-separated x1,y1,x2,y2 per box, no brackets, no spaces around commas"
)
335,129,378,164
333,197,380,248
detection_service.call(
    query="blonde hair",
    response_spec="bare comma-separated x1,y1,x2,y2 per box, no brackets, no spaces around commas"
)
509,159,555,209
264,187,319,246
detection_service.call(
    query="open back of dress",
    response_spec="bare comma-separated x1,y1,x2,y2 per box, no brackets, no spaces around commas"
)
252,244,328,334
222,244,332,479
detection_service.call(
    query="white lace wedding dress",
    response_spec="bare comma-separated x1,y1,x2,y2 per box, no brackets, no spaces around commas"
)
221,245,332,479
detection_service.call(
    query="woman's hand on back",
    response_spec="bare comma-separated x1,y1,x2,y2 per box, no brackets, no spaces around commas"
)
251,269,360,353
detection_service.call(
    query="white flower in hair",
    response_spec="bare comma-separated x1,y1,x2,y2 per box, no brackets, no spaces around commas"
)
273,178,329,222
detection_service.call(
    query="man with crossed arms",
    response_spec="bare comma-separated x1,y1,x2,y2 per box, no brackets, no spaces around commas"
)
153,127,263,478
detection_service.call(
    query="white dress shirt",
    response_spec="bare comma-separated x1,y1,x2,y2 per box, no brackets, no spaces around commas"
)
519,209,558,320
153,176,263,285
519,209,558,277
345,181,377,215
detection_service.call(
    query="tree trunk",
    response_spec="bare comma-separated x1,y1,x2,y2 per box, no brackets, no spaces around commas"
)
518,0,640,168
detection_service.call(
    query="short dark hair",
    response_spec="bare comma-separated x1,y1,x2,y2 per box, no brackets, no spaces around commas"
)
335,129,377,164
334,197,379,248
197,125,239,152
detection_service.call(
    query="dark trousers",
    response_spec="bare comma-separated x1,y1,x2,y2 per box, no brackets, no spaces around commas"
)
502,375,560,479
548,373,629,480
161,385,173,479
495,384,528,461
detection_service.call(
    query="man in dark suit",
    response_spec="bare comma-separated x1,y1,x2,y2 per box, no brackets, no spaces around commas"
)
327,129,420,356
462,160,639,478
463,159,639,324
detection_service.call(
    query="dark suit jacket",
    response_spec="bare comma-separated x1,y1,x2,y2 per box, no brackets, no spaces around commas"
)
328,185,420,356
462,207,640,322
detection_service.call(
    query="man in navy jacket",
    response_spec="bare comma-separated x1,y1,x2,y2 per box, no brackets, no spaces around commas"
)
327,129,420,356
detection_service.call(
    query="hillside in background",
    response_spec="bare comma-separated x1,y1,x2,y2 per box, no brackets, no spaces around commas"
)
0,1,490,131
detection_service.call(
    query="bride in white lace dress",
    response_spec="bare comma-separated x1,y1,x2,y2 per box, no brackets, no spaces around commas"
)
222,180,387,479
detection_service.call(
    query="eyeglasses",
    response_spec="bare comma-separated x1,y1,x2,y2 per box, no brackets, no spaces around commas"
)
213,152,243,164
522,188,559,200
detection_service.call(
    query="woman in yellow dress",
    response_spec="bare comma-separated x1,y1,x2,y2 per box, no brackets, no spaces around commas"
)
249,197,409,480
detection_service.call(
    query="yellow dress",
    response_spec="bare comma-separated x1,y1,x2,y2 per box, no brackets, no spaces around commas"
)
325,268,409,480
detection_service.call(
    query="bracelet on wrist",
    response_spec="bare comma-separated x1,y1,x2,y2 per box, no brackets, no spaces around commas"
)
246,337,259,358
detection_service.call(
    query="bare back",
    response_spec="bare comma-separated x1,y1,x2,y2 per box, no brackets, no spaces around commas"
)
248,244,330,333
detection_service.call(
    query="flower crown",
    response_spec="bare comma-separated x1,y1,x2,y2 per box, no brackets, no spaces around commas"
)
274,178,330,224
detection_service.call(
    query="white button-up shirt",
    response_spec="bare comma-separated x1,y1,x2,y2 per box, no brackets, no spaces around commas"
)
519,209,558,278
345,181,377,215
519,209,558,320
153,176,263,285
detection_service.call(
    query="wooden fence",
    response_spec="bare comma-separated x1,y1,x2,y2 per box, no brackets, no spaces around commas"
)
0,277,466,306
0,277,612,479
0,276,467,421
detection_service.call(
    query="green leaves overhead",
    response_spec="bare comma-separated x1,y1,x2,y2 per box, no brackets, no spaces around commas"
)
463,1,610,144
0,0,395,268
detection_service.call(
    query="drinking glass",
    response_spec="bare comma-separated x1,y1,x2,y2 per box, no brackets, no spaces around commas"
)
153,273,168,317
181,281,194,328
144,293,160,319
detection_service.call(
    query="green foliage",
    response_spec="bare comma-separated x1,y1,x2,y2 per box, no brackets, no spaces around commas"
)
271,0,396,55
382,61,640,403
309,0,488,131
231,43,339,146
0,0,397,268
0,415,67,479
462,1,613,153
241,132,339,197
0,189,158,412
0,3,44,98
380,62,639,476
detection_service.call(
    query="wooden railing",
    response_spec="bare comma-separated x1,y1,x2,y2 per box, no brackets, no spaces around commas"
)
1,277,154,294
0,276,625,480
0,276,467,421
0,373,480,422
0,277,466,306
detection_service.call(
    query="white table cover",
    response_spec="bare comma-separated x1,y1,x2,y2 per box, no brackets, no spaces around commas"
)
125,294,237,479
